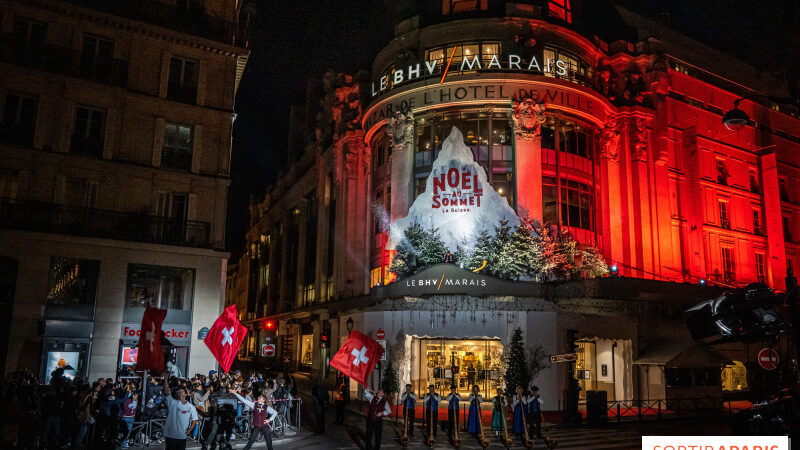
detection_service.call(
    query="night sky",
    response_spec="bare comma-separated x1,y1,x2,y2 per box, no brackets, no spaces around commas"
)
226,0,800,256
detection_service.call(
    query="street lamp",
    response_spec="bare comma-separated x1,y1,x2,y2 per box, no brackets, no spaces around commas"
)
722,98,749,131
345,317,354,335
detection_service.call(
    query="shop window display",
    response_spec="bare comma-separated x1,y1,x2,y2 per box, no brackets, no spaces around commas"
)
47,257,100,305
419,339,503,397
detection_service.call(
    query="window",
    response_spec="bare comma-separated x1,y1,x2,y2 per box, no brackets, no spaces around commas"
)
126,264,194,310
753,209,763,236
302,283,315,305
718,201,730,229
543,47,590,83
788,258,794,276
1,93,37,146
156,192,187,221
716,160,729,186
755,253,766,284
779,178,789,202
784,216,793,242
749,169,760,194
548,0,573,23
259,263,269,289
12,19,46,46
63,178,98,208
79,35,114,82
162,123,193,171
442,0,487,15
721,247,735,282
0,169,19,199
424,41,500,75
71,107,105,157
673,64,690,75
557,122,591,158
543,177,594,230
168,57,198,103
47,257,100,305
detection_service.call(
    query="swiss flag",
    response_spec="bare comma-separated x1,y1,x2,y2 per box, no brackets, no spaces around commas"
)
329,331,384,387
136,304,167,371
204,305,247,373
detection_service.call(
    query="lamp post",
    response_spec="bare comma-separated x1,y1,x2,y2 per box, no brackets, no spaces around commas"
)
346,317,354,335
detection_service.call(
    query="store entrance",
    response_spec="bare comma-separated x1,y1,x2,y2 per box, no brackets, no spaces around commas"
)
419,339,503,398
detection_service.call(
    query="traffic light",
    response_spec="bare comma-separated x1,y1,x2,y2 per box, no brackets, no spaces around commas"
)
262,319,277,341
567,329,579,353
320,332,329,348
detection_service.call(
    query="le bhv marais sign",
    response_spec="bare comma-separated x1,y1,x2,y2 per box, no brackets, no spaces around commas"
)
372,263,543,298
371,53,572,97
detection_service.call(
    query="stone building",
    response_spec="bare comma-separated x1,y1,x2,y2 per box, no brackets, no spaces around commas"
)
0,0,249,380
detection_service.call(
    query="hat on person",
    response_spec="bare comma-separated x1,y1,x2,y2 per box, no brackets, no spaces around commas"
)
530,385,539,391
209,370,217,376
234,369,241,374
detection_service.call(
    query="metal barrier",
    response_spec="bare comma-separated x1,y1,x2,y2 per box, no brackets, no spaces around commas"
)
605,398,735,422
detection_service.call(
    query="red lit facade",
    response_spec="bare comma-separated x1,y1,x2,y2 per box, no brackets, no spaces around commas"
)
231,1,798,409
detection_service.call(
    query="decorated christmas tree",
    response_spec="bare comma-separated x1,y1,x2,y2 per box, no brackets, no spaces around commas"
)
579,245,609,278
532,221,566,280
504,328,531,395
381,359,400,395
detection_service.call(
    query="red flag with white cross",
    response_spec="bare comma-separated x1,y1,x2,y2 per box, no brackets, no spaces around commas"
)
329,330,385,386
136,304,167,371
204,305,247,373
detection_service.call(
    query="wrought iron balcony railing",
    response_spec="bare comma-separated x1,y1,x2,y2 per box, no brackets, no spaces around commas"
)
0,37,129,87
0,198,211,248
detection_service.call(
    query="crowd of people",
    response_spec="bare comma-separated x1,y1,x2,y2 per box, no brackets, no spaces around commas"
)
0,367,298,450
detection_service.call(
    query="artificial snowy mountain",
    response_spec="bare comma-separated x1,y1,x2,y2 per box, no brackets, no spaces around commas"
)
386,126,520,252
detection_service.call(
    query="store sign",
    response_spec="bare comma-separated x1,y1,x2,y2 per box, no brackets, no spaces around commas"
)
550,353,579,363
373,263,541,297
364,79,607,133
371,54,570,97
121,323,192,344
387,126,520,252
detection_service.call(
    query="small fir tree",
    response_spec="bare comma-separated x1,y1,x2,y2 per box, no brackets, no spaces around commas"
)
510,218,543,279
418,222,448,268
504,328,531,395
381,359,400,396
489,218,518,279
389,221,426,279
532,221,566,280
464,226,493,271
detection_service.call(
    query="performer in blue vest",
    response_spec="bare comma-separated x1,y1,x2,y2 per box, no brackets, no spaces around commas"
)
445,385,462,435
527,385,543,438
511,385,528,438
466,385,483,436
423,385,441,439
400,384,417,437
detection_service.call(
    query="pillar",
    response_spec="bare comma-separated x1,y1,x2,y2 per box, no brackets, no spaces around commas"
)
512,100,545,220
760,152,787,291
598,115,624,266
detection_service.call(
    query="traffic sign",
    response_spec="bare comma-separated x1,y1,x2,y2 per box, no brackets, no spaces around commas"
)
550,353,579,363
262,344,276,357
376,329,385,340
757,348,779,370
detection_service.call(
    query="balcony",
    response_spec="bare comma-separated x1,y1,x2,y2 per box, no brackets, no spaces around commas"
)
0,198,211,248
62,0,248,47
0,37,128,87
720,218,731,230
754,226,763,236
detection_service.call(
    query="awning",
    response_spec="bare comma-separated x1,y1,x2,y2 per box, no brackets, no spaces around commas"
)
634,341,731,367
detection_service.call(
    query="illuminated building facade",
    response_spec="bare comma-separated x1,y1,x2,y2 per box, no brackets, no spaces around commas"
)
236,0,799,410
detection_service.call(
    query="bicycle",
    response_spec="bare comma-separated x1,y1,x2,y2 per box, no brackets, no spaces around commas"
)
270,414,288,438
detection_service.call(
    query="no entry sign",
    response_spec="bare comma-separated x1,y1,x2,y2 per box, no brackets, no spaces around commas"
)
757,348,779,370
262,344,276,357
376,329,385,340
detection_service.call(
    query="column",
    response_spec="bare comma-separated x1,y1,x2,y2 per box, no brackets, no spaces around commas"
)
628,116,655,278
512,99,545,220
315,165,331,302
682,125,706,280
598,115,624,266
760,152,787,290
388,112,415,222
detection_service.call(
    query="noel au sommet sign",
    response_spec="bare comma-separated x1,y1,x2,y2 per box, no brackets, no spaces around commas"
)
387,126,520,254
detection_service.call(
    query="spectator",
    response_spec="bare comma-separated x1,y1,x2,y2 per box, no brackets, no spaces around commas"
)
162,375,200,450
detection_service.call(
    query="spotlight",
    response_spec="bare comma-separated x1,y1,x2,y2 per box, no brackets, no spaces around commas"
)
610,265,619,277
722,99,749,131
699,278,706,285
